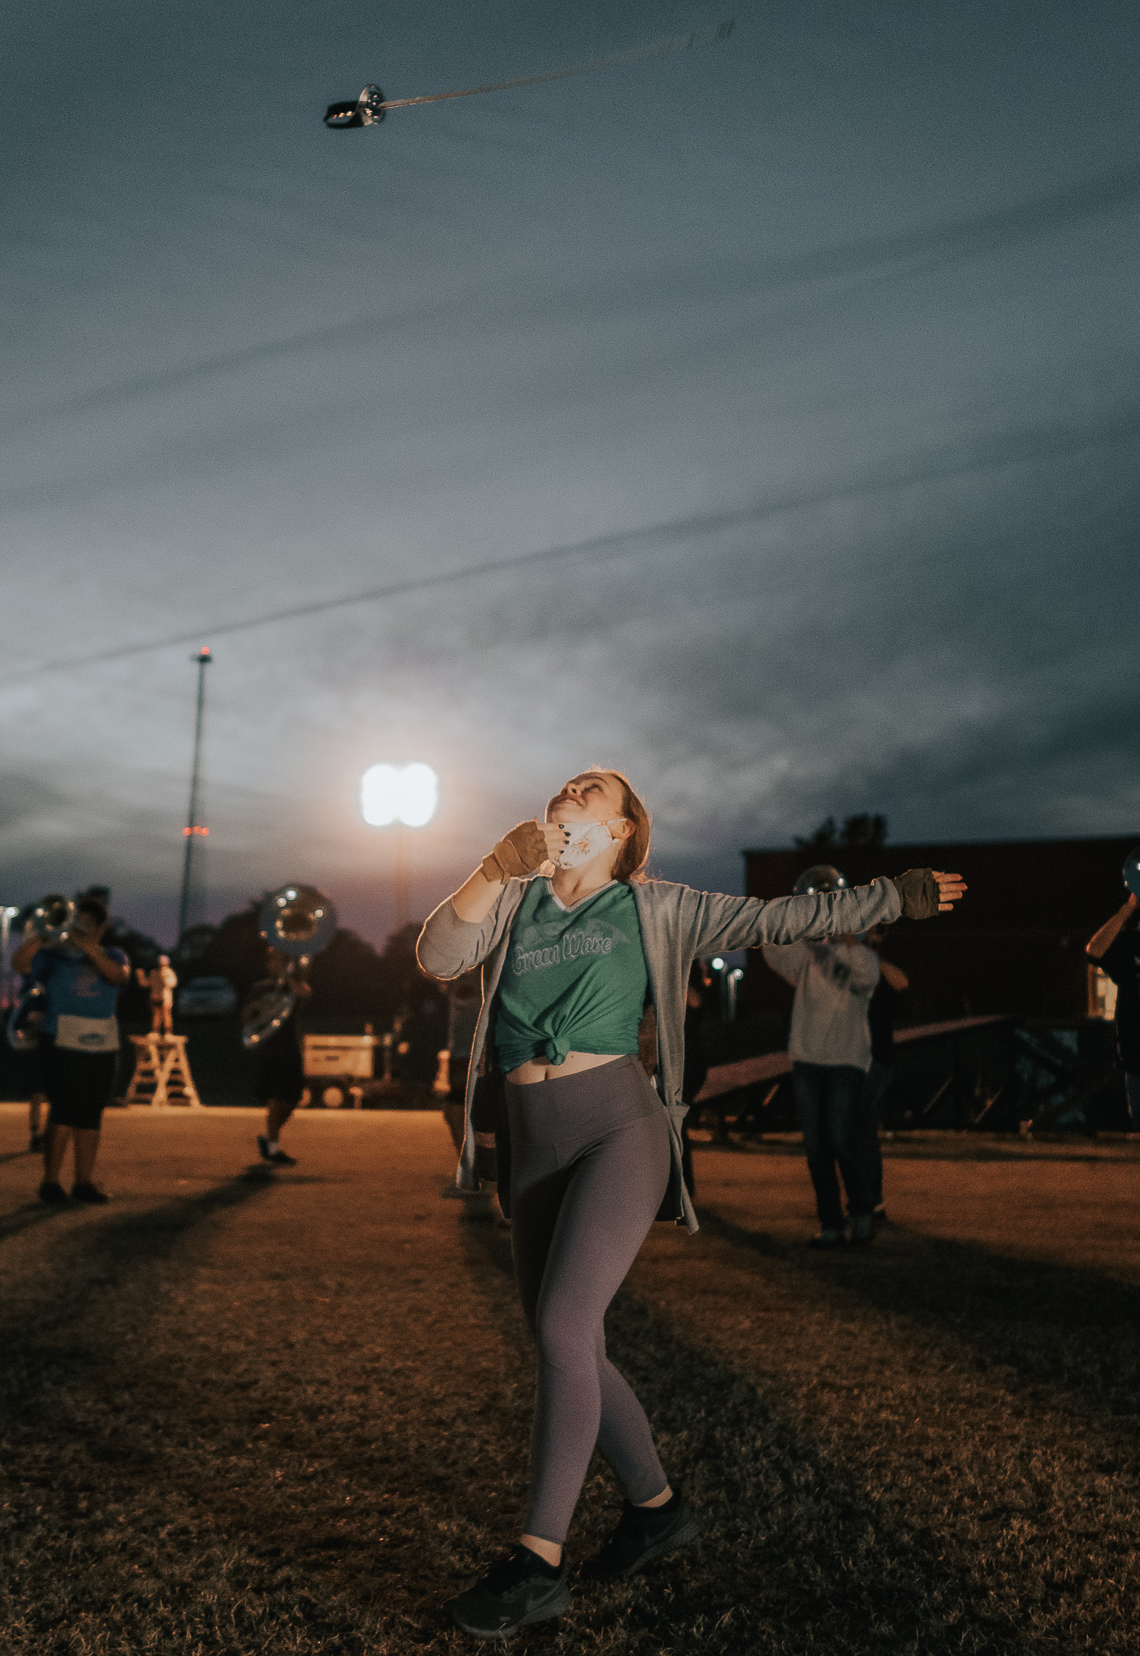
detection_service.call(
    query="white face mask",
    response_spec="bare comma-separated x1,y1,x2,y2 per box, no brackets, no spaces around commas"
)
553,819,624,869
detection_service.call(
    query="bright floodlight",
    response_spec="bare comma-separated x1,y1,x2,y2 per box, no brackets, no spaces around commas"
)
361,762,438,828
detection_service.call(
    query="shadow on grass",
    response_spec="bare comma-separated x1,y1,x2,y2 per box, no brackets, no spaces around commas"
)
691,1136,1133,1164
698,1206,1140,1425
0,1173,274,1352
0,1204,73,1246
460,1219,1024,1656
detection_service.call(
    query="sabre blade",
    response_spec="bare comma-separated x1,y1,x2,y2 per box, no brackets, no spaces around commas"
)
364,20,735,114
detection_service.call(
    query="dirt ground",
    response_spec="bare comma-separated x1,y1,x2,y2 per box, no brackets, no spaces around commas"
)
0,1103,1138,1655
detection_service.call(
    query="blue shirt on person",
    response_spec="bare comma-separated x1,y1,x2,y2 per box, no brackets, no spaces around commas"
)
30,946,129,1036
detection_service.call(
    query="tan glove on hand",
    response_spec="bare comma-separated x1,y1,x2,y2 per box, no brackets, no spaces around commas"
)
482,821,549,884
892,868,940,920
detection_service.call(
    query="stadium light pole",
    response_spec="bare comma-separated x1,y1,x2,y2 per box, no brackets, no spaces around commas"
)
360,763,439,930
177,648,212,945
1,905,19,1012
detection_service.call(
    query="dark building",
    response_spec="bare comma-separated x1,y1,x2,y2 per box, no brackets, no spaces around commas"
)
743,835,1135,1028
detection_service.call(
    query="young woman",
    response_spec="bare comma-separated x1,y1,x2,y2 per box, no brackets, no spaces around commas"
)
417,770,964,1639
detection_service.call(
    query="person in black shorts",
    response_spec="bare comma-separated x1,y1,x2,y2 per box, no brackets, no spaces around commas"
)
859,922,910,1220
1086,889,1140,1132
254,946,309,1166
11,897,130,1203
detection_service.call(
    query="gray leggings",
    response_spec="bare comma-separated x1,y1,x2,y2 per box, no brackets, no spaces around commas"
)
506,1054,673,1545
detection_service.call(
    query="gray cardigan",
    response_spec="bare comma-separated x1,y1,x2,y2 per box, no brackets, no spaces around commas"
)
416,875,903,1233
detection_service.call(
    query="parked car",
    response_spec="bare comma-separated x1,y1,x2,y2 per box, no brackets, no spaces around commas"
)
176,976,238,1017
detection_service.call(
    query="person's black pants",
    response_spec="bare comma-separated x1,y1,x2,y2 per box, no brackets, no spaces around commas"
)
793,1061,875,1229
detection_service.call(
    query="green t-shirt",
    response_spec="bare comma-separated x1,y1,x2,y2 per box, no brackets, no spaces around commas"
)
495,879,649,1074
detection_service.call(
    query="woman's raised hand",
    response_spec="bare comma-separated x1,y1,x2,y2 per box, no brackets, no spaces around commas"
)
482,821,569,884
538,820,571,870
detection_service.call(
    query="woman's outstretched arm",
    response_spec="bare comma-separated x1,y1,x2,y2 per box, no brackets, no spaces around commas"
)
689,869,965,957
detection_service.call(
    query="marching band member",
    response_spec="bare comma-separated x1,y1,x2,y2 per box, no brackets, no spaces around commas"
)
253,945,310,1166
763,866,887,1248
12,897,130,1204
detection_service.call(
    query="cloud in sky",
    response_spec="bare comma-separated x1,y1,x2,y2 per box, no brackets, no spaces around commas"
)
1,0,1138,943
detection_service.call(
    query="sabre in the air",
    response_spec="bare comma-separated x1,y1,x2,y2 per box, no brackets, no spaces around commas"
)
323,20,735,129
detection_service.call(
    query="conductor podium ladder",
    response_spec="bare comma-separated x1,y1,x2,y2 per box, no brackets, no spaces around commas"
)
123,1033,202,1108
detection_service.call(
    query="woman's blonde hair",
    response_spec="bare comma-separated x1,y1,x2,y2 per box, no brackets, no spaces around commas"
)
589,768,651,884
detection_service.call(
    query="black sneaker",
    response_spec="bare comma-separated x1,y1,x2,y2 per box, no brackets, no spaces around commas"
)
580,1490,700,1580
445,1546,569,1638
38,1180,69,1204
71,1183,109,1204
265,1147,296,1166
256,1135,272,1162
809,1227,846,1249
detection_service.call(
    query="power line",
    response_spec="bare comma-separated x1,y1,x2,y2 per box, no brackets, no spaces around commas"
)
13,162,1139,437
5,400,1139,683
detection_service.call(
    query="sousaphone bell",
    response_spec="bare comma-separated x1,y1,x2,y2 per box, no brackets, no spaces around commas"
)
241,884,337,1049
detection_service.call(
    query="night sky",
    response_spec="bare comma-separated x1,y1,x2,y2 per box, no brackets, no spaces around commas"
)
2,0,1138,946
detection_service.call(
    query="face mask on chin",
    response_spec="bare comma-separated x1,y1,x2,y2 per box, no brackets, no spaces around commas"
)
553,819,625,869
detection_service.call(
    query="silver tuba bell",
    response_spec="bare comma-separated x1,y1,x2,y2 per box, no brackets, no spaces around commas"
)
241,884,337,1049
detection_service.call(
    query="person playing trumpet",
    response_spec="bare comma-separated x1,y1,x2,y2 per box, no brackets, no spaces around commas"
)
12,896,130,1204
417,768,965,1639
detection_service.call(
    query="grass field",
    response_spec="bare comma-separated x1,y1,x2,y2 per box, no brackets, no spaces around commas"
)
1,1103,1138,1654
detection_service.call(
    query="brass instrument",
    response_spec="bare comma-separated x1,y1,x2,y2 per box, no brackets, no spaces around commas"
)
1125,846,1140,902
241,884,337,1049
28,893,77,948
793,865,848,896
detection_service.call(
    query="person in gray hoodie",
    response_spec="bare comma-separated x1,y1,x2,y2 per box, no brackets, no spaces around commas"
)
763,863,884,1248
417,773,964,1639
